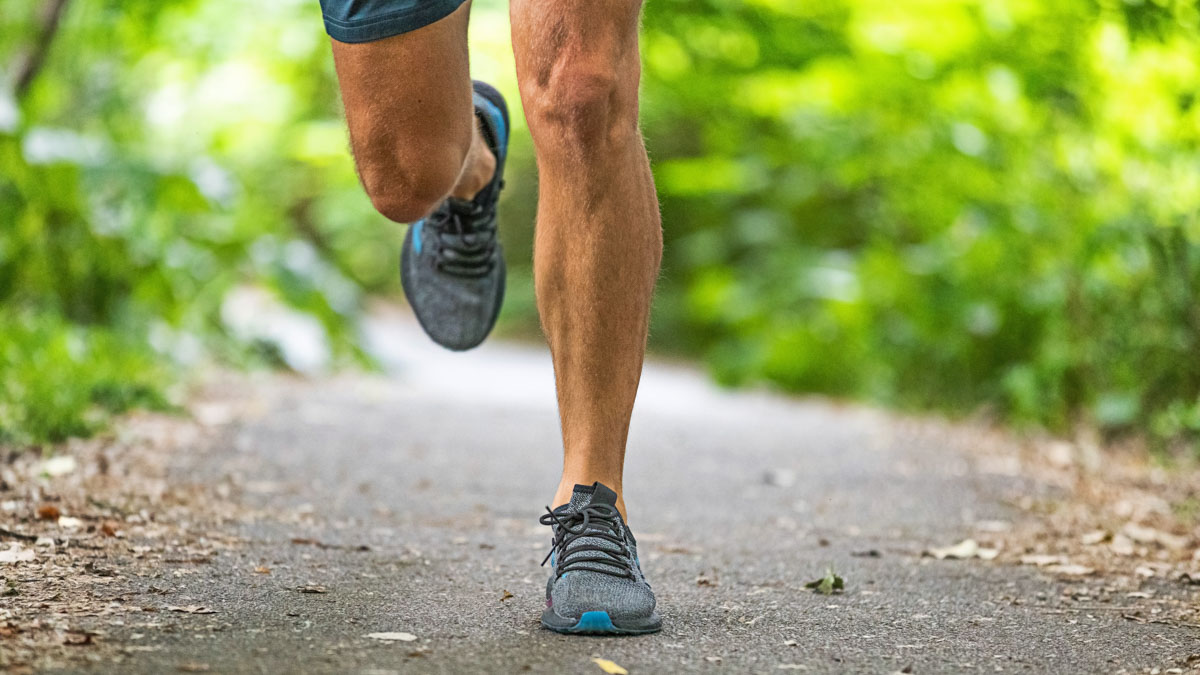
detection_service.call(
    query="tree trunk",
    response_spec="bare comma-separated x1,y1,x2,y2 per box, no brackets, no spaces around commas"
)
11,0,72,100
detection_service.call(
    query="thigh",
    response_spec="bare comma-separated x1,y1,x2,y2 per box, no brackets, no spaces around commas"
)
329,1,474,187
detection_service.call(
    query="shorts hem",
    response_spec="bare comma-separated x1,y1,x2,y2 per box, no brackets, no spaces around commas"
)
323,0,467,43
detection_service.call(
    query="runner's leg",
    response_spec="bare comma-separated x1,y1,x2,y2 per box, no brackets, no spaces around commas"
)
510,0,662,519
329,1,494,224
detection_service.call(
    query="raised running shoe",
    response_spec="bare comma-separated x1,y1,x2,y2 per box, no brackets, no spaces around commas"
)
400,80,509,351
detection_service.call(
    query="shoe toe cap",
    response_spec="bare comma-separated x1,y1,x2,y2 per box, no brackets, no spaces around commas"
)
550,573,656,621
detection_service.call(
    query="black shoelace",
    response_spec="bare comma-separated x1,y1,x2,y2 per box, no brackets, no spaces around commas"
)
427,199,497,278
539,503,635,580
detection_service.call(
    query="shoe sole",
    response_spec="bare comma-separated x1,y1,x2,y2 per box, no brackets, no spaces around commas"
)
541,609,662,636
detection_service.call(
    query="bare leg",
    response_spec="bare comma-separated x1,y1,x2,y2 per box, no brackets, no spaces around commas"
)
330,1,494,223
511,0,662,519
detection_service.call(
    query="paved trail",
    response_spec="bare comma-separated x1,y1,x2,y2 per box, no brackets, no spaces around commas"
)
90,316,1197,674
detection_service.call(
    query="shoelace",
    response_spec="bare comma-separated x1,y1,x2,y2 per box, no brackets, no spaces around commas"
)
427,200,497,278
539,503,635,580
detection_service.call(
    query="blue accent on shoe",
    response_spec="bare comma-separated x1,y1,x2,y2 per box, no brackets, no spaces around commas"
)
574,611,616,632
412,220,423,254
475,95,507,160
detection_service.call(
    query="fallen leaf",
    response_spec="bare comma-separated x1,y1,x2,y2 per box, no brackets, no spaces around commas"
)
1047,564,1095,576
926,539,998,560
177,663,211,672
1122,523,1159,544
297,584,327,594
167,606,216,614
1122,523,1189,550
100,521,120,537
805,567,845,595
254,566,271,574
1110,534,1135,556
0,544,35,564
366,632,417,642
1019,554,1063,567
499,590,514,602
36,504,61,520
63,631,94,646
592,658,628,675
40,456,77,477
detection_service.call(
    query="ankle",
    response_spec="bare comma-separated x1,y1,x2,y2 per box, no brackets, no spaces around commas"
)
449,131,496,200
554,478,627,521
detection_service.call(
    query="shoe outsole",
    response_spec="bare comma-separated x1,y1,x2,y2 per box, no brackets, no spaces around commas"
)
541,609,663,636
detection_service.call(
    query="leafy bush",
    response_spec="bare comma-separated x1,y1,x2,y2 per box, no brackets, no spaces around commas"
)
629,0,1200,451
2,0,1198,453
0,0,371,443
0,310,168,444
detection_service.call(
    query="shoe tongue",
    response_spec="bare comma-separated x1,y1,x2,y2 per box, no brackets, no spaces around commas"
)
568,482,619,511
446,197,477,215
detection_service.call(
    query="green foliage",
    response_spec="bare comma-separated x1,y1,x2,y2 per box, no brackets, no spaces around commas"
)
1,0,1198,452
0,309,169,444
631,0,1200,451
0,0,372,444
805,566,845,595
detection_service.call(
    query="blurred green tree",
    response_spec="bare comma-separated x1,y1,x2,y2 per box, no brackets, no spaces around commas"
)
1,0,1197,453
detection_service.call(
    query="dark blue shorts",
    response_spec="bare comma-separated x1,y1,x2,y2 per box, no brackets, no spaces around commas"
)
319,0,468,43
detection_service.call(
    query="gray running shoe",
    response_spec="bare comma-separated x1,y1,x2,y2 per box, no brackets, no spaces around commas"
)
400,80,509,351
539,483,662,635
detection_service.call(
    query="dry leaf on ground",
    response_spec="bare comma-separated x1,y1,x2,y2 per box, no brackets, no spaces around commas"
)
592,658,629,675
366,632,417,642
1047,564,1095,576
39,456,77,477
0,544,35,564
925,539,998,560
1019,554,1063,567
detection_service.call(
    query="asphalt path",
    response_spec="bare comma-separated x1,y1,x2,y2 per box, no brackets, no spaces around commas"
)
74,315,1199,674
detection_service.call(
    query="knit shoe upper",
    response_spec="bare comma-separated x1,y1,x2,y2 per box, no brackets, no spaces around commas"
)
539,483,661,633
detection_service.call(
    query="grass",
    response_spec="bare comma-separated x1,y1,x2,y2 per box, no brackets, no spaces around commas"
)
0,310,173,446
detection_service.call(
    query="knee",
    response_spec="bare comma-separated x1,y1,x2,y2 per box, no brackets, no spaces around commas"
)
360,140,465,224
525,64,634,158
